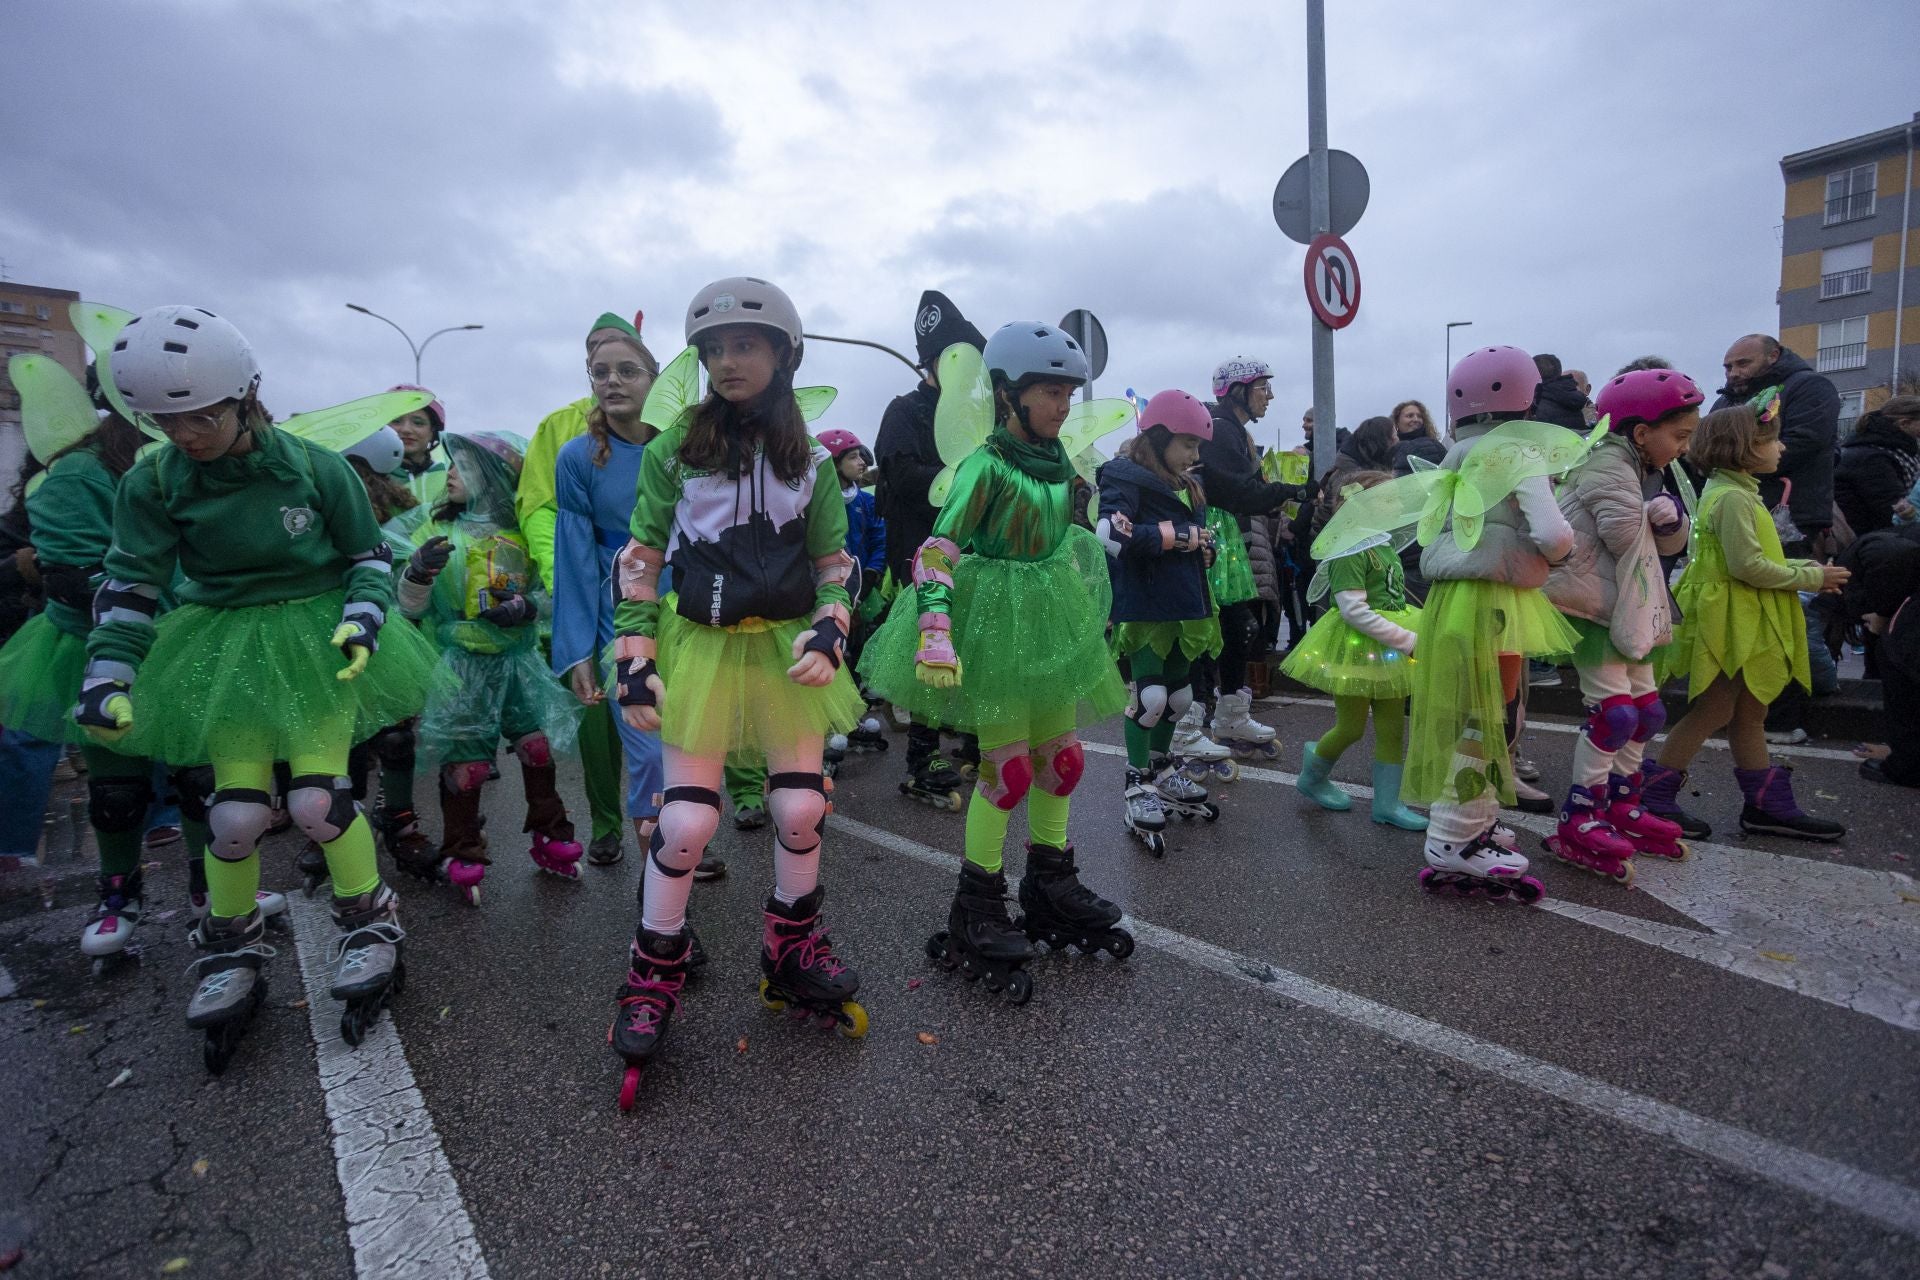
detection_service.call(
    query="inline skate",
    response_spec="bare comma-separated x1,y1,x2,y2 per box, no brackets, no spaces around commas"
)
330,883,405,1046
1604,771,1689,861
79,867,143,978
186,907,276,1075
899,750,965,812
759,887,867,1037
1151,753,1219,823
847,714,891,755
1418,824,1545,903
1210,688,1279,763
1171,703,1237,782
1122,766,1168,857
926,861,1035,1003
1017,842,1134,959
609,925,692,1110
1543,784,1636,885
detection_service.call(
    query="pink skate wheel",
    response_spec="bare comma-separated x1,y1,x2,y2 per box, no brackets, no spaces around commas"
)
618,1066,642,1111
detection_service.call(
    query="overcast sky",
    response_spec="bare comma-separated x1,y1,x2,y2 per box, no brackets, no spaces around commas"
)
7,0,1917,458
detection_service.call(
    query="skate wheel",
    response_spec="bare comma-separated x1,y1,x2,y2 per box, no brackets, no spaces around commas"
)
983,970,1005,993
1673,840,1693,862
838,1002,869,1039
758,978,787,1012
618,1066,642,1112
1145,832,1166,858
1005,970,1033,1006
341,1009,364,1047
463,884,481,907
91,957,109,980
1613,861,1636,887
203,1026,236,1076
1201,803,1220,822
944,791,963,812
1512,876,1547,905
1105,930,1135,961
1220,761,1240,783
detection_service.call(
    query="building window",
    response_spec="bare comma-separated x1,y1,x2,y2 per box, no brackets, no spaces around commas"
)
34,305,50,321
1825,163,1876,225
1837,391,1865,439
0,301,23,315
1816,316,1868,372
1819,240,1873,298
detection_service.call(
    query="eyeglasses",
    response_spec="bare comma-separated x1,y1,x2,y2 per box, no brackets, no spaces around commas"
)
151,407,232,440
587,362,651,384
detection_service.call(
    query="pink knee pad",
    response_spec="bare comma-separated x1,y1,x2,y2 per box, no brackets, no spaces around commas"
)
653,785,721,874
442,761,492,794
976,742,1033,810
1584,696,1638,752
512,732,552,768
766,772,828,853
1030,732,1084,797
1632,692,1666,743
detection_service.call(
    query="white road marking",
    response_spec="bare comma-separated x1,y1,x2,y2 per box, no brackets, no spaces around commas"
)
289,898,491,1280
828,813,1920,1239
1084,742,1920,1032
0,960,15,1000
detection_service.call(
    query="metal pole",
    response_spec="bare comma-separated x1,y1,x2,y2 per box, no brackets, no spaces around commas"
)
1306,0,1336,482
416,325,485,384
801,333,921,376
1077,313,1094,403
1445,321,1473,419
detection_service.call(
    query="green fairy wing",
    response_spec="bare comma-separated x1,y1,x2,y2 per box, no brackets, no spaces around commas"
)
929,343,993,506
1444,418,1597,550
794,386,837,422
69,302,155,439
279,390,434,453
1312,470,1443,563
1058,398,1139,459
640,345,702,432
10,354,98,465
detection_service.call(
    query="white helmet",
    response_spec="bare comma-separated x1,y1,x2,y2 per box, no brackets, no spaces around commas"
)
111,305,259,414
345,425,405,476
684,276,804,367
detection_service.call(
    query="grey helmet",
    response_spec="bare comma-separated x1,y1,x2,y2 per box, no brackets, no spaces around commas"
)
684,276,804,368
982,321,1090,388
344,424,405,476
112,305,260,413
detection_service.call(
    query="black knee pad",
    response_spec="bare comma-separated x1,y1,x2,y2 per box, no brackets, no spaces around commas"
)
88,774,152,835
370,722,417,772
288,774,360,844
171,765,216,824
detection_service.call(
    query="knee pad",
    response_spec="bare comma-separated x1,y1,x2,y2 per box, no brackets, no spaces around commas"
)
208,788,275,862
371,721,416,771
1632,692,1667,743
1584,695,1639,752
441,760,493,794
766,772,828,855
288,774,360,844
1030,732,1085,797
975,742,1034,810
1126,679,1170,729
512,732,552,768
652,785,721,875
88,774,152,835
1167,683,1194,719
171,765,216,824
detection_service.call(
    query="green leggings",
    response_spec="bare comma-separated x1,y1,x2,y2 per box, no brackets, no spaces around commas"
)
1122,645,1195,769
963,703,1076,873
1311,694,1407,765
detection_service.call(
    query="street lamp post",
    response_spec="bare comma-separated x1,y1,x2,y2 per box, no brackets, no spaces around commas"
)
1445,320,1473,404
345,303,483,384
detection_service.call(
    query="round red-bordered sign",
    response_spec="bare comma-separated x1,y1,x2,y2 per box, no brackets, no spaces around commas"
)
1303,233,1361,330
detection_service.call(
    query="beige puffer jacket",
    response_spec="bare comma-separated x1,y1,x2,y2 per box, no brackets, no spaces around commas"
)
1545,433,1690,656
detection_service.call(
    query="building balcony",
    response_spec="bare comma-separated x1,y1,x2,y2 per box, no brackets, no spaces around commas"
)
1823,193,1875,225
1819,267,1872,299
1815,342,1868,373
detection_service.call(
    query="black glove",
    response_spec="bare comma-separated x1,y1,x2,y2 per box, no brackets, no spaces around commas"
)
40,562,98,612
861,568,882,599
800,616,847,670
476,591,537,628
617,657,660,709
335,602,383,655
405,535,453,584
73,677,132,731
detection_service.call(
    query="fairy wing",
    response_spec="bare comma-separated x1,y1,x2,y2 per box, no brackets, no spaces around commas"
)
794,386,837,422
1311,471,1443,563
929,343,993,506
1443,418,1597,550
1059,398,1138,459
638,344,702,433
68,302,156,439
279,390,434,453
10,354,98,466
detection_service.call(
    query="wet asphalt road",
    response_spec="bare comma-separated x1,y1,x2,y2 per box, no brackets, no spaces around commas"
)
3,693,1917,1279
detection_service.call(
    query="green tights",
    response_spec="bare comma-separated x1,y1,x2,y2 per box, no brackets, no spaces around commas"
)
963,702,1076,873
1122,645,1194,769
1310,694,1407,765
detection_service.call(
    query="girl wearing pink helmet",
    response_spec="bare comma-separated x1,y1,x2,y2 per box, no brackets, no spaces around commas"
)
1096,390,1223,856
1541,369,1703,881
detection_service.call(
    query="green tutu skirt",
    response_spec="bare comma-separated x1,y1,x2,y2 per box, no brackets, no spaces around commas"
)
1205,508,1258,608
1659,579,1808,704
860,525,1128,735
1279,606,1422,699
1403,579,1577,806
419,644,583,761
123,590,443,767
0,612,89,744
653,601,864,757
1565,615,1670,673
1111,616,1223,662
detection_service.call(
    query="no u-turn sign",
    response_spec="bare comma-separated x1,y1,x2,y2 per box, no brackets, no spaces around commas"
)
1303,232,1361,330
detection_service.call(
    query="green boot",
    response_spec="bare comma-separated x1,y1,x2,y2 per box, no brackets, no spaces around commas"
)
1369,761,1427,830
1295,741,1352,811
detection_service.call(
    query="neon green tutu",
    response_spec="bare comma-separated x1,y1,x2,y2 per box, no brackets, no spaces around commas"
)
1279,606,1422,699
654,600,863,757
419,644,583,761
1111,617,1223,662
123,590,444,766
1205,508,1257,607
0,612,89,744
860,524,1128,735
1660,577,1807,704
1403,579,1577,806
1565,615,1670,673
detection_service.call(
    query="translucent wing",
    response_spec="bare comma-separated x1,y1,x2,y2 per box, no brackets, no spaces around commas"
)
1415,470,1459,547
10,354,98,465
794,386,837,422
279,390,434,453
1667,460,1699,520
1311,471,1444,563
929,343,994,506
1451,419,1594,522
1058,398,1138,458
69,302,155,439
640,345,702,432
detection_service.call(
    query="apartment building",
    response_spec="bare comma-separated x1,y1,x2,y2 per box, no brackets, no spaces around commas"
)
0,281,86,508
1778,113,1919,435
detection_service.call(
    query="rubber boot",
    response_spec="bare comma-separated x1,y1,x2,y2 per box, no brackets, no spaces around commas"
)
1641,761,1712,839
1294,740,1351,811
1369,761,1427,830
1735,765,1845,842
431,784,490,872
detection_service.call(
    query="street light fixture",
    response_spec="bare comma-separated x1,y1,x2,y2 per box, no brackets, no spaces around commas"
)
1445,320,1474,405
345,303,483,384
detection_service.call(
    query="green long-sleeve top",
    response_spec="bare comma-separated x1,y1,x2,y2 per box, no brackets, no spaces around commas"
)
915,429,1076,620
89,427,394,670
28,449,117,637
516,396,596,597
1696,470,1826,593
613,422,850,640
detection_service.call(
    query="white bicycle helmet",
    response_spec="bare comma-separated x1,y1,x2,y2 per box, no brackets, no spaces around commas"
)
111,305,259,413
345,425,405,476
685,277,804,367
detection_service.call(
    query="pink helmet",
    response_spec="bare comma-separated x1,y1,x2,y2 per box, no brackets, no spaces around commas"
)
1139,389,1214,441
816,428,865,459
1211,356,1272,399
1446,346,1539,425
1594,368,1704,432
388,384,446,433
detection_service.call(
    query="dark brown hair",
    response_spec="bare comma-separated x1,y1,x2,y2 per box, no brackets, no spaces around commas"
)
348,456,420,525
48,412,146,479
1687,404,1778,474
1121,426,1207,514
676,339,812,484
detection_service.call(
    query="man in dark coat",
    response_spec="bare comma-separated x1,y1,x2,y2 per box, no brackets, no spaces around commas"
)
1528,353,1591,431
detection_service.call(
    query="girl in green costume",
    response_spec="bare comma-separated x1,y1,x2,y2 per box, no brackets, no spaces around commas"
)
1646,395,1850,841
862,322,1132,1003
75,305,440,1069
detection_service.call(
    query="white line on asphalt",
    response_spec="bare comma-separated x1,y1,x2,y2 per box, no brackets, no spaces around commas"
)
288,898,491,1280
0,960,15,1000
827,812,1920,1239
1081,742,1920,1032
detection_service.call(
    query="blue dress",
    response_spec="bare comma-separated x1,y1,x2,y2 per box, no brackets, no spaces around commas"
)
552,431,663,817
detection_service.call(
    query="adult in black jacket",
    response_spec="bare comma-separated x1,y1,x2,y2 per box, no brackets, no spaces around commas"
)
1842,524,1920,786
873,289,986,787
1834,396,1920,537
1714,335,1840,542
1528,354,1591,431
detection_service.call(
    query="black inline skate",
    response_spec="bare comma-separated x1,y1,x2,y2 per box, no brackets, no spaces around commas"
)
926,861,1035,1003
1017,842,1134,959
758,887,867,1036
900,750,966,812
610,925,692,1111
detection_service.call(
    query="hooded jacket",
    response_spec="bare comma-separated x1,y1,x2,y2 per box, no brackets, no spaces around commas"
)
1711,348,1839,536
1834,418,1920,537
874,381,941,585
1200,406,1298,532
1096,454,1213,623
1529,375,1590,432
